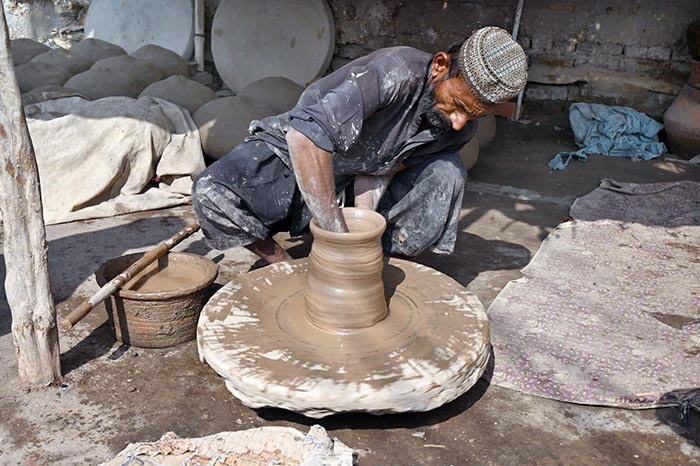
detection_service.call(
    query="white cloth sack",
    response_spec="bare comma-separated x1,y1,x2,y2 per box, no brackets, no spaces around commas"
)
98,425,354,466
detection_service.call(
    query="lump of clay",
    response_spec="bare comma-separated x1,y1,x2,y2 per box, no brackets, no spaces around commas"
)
194,96,277,159
70,38,126,66
138,75,217,114
15,62,72,93
91,55,163,83
21,85,83,106
476,114,496,147
31,48,92,75
460,134,480,171
67,55,165,99
131,44,189,78
65,69,157,100
239,76,304,114
10,38,50,65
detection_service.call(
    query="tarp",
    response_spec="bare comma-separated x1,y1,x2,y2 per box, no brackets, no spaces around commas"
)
485,180,700,407
549,103,666,170
23,95,205,225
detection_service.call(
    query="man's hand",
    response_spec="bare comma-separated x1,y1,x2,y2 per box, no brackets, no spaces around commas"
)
286,128,348,233
354,164,405,211
354,175,390,211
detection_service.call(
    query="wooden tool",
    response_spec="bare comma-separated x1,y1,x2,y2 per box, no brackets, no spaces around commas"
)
61,222,201,330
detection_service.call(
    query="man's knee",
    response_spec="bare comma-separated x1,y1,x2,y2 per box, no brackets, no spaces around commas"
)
425,154,466,192
191,170,220,215
191,172,207,202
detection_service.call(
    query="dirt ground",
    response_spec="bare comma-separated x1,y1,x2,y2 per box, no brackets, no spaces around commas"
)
1,117,699,465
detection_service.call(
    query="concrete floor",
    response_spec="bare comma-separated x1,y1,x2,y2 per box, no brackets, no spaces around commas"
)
1,117,699,465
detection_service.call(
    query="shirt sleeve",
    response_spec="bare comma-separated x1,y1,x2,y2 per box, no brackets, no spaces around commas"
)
287,62,386,154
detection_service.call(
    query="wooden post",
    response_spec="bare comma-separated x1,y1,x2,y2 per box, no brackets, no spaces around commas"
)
0,6,61,385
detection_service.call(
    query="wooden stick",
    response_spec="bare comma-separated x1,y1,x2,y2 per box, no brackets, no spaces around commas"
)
61,222,200,330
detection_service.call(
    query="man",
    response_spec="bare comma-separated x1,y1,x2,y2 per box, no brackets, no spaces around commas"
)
193,26,527,264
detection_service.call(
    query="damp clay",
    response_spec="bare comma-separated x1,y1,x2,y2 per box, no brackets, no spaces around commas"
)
31,47,93,75
194,96,277,159
131,44,190,78
10,38,50,65
239,77,304,114
65,70,146,99
139,76,218,114
198,208,490,418
21,86,83,106
66,56,164,99
15,61,71,93
91,55,164,84
70,38,127,66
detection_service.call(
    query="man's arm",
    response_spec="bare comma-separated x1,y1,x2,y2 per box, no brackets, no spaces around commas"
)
286,128,348,233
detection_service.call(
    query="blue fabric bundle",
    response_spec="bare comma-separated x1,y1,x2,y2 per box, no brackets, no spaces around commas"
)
549,103,666,170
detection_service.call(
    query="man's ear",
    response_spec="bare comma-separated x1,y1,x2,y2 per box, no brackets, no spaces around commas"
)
430,52,450,81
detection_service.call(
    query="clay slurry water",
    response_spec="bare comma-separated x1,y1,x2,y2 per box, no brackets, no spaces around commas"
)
123,266,202,293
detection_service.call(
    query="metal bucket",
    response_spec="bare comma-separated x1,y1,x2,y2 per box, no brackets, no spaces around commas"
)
96,252,218,348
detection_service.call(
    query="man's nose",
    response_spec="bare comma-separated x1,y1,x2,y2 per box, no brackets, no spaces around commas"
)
450,111,468,131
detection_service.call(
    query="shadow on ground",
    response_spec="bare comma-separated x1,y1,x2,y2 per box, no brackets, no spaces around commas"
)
60,320,116,376
473,118,700,202
281,208,534,290
0,214,189,339
657,389,700,448
256,379,491,431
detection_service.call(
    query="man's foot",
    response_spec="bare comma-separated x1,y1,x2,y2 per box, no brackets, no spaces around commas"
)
245,238,293,265
388,252,417,261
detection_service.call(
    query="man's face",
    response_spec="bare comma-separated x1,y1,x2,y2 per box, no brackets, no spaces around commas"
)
427,75,494,132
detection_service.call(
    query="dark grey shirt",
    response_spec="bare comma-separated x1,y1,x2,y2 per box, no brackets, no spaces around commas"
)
249,46,476,177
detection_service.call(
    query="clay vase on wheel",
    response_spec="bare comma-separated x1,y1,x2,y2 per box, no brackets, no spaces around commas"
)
304,208,389,332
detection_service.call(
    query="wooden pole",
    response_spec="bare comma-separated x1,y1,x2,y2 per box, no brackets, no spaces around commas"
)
194,0,205,72
0,6,61,385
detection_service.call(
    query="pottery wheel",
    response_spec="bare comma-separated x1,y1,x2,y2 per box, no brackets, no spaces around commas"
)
85,0,194,58
198,258,490,418
211,0,335,92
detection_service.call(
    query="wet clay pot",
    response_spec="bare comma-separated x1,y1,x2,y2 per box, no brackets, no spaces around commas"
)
304,208,388,331
97,252,218,348
664,59,700,160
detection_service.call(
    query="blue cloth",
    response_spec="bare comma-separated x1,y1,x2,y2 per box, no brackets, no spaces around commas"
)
549,103,666,170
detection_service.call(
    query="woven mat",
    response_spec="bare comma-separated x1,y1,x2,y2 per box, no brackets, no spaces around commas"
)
485,180,700,407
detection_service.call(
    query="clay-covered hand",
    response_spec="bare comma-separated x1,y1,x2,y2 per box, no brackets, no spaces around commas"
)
353,175,390,211
353,164,406,211
286,128,348,233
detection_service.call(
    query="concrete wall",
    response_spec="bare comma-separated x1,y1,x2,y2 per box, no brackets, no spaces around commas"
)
6,0,699,118
3,0,88,47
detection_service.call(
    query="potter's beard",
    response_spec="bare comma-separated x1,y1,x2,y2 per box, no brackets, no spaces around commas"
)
421,82,452,132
